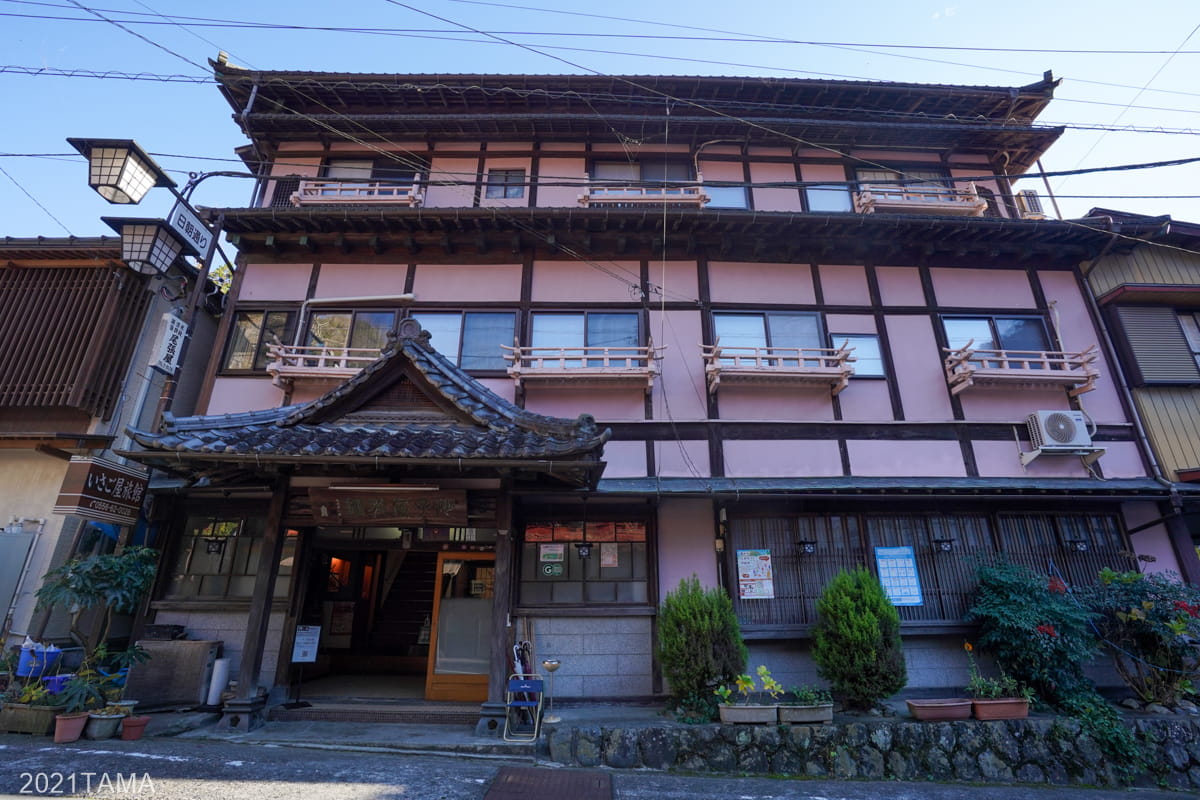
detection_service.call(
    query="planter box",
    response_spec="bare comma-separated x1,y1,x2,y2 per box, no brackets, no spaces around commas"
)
778,703,834,725
906,699,972,721
717,703,778,724
1,703,67,735
972,698,1029,720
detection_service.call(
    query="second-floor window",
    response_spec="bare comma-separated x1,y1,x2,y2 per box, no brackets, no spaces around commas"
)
714,312,822,362
484,169,526,199
530,312,641,366
223,309,298,371
943,316,1050,354
410,311,515,370
306,310,397,366
832,333,884,377
805,183,854,213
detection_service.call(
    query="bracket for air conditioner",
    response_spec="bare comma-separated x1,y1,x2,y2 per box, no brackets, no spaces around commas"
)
1019,446,1106,468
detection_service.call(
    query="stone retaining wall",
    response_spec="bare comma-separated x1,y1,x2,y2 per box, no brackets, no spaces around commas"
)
543,717,1200,789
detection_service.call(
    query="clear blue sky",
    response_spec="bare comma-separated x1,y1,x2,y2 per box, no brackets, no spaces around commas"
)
4,0,1199,237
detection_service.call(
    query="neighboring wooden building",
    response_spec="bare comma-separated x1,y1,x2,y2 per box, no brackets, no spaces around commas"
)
1084,210,1200,583
116,62,1200,729
0,236,217,651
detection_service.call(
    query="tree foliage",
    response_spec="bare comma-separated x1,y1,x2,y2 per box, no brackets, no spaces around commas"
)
812,567,907,710
656,575,747,716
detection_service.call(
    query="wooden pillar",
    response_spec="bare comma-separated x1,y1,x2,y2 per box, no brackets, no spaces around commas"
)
219,475,288,731
477,486,513,736
1164,510,1200,585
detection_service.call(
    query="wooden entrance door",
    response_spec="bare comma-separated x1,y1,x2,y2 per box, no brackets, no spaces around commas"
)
425,552,495,701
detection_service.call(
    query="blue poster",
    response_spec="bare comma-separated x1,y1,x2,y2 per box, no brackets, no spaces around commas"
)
874,546,923,606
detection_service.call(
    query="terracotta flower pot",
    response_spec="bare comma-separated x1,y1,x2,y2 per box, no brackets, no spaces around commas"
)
972,698,1029,720
119,715,151,741
54,711,89,743
906,698,972,721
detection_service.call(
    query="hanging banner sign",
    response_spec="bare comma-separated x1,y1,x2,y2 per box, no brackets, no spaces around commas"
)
875,545,924,606
53,456,148,526
736,548,775,599
151,312,189,375
310,488,468,525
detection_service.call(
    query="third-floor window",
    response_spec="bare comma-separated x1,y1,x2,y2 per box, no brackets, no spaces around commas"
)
530,312,642,366
943,316,1050,354
410,311,515,371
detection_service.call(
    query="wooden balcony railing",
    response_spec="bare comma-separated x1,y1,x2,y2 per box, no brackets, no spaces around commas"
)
943,340,1099,397
502,339,661,391
578,178,709,208
701,340,856,396
290,179,424,207
266,344,383,389
854,182,987,216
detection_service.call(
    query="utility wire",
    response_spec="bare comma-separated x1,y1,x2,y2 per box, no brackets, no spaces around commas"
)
0,165,72,235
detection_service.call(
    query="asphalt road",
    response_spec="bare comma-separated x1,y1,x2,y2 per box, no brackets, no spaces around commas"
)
0,733,1186,800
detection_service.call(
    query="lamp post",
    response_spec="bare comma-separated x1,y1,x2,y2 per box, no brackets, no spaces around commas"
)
68,137,250,425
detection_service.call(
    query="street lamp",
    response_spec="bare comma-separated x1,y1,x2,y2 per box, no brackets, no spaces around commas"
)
67,138,177,204
101,217,191,276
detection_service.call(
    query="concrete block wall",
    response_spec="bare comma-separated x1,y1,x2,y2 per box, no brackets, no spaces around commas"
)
527,616,654,698
152,609,287,692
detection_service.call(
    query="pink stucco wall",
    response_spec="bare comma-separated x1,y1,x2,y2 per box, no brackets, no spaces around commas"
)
825,313,876,336
847,440,966,477
423,157,478,207
971,440,1145,479
876,267,926,306
646,261,700,307
657,498,719,593
522,387,646,421
931,268,1035,309
716,386,834,422
205,377,286,415
649,310,708,419
885,315,954,421
240,263,313,302
798,164,848,182
697,159,742,185
724,439,842,477
315,264,409,299
654,440,710,477
708,262,815,305
599,440,648,478
532,260,646,303
536,157,586,207
476,378,515,404
750,162,802,211
1036,270,1127,424
263,157,320,208
411,263,523,302
1123,501,1182,575
838,381,894,421
819,264,870,305
957,386,1074,421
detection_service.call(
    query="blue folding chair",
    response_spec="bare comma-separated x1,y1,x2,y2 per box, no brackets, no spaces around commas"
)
503,673,544,742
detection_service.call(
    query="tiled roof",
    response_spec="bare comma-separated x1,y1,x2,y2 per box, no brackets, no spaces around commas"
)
123,318,610,486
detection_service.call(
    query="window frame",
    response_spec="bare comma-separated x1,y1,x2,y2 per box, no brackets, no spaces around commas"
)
484,168,527,199
831,332,885,377
158,509,296,604
220,307,299,374
941,314,1052,354
516,516,654,610
591,158,695,184
321,157,423,185
712,311,825,350
408,309,517,373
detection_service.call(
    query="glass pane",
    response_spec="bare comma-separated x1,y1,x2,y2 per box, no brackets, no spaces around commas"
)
641,160,691,182
224,312,263,370
805,184,853,212
943,318,994,351
411,312,463,363
996,318,1049,352
768,313,821,367
256,311,295,371
325,159,373,180
593,162,639,181
714,314,767,348
705,186,747,208
836,334,884,377
588,313,639,366
348,312,394,367
307,312,351,349
461,312,514,370
434,560,492,675
532,314,584,367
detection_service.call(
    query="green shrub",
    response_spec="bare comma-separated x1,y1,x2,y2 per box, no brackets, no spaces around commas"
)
965,561,1098,701
656,575,747,718
1083,568,1200,706
812,567,906,710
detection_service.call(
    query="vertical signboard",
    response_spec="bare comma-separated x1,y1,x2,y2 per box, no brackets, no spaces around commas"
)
736,548,774,599
874,545,924,606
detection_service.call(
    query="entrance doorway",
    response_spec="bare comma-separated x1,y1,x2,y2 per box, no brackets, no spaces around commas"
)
297,535,494,702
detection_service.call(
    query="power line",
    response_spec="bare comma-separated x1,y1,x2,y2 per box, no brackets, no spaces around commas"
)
61,0,207,74
0,165,72,235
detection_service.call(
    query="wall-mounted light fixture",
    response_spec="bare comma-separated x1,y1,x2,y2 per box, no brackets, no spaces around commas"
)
1065,537,1089,552
797,540,817,555
932,538,955,553
574,542,592,559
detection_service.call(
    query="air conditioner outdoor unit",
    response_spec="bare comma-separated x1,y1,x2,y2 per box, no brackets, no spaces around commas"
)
1015,189,1046,220
1021,410,1104,467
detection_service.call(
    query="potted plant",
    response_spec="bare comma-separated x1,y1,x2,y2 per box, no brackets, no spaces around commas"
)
51,652,115,743
714,665,782,724
778,684,834,724
964,641,1032,720
84,704,126,740
0,676,67,735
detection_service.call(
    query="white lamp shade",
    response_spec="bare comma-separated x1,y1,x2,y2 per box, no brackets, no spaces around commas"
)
67,138,175,205
103,218,188,275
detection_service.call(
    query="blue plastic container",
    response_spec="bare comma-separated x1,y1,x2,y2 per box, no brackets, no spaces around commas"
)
43,673,73,693
15,647,62,677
